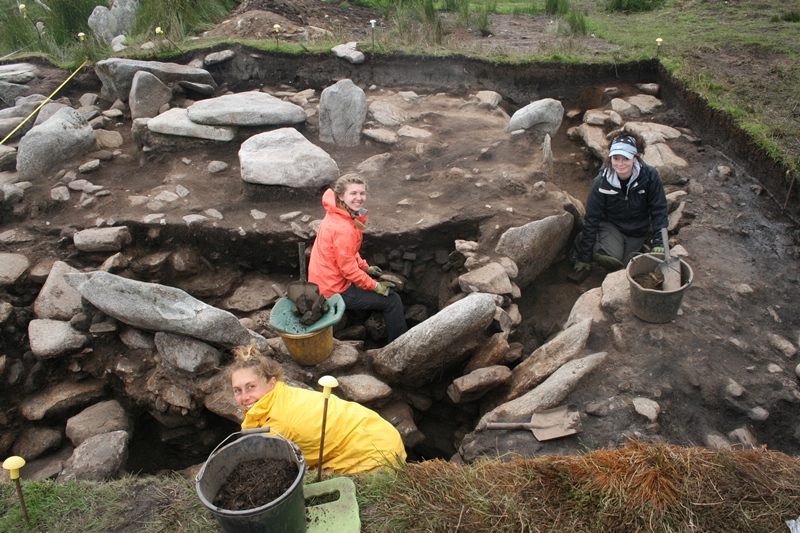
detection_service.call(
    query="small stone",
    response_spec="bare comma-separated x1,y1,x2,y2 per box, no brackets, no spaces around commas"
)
68,179,89,191
154,190,179,203
250,209,267,220
183,214,207,225
734,284,754,294
51,186,70,202
748,407,769,421
585,402,609,417
279,211,302,222
704,433,731,450
205,209,223,220
78,159,101,173
728,427,758,448
632,397,660,422
175,185,190,197
128,195,149,206
767,363,783,373
143,214,165,224
725,378,745,397
291,221,311,239
768,333,796,358
208,161,228,173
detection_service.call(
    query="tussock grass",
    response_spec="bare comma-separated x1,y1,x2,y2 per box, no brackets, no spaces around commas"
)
2,442,799,531
134,0,234,39
357,441,800,532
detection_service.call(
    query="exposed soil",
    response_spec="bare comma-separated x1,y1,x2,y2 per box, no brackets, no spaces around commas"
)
633,269,664,290
212,458,298,510
2,0,800,481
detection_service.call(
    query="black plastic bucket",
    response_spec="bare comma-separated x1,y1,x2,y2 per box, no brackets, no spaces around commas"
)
196,429,307,533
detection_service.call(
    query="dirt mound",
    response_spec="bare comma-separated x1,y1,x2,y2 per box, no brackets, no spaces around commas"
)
232,0,381,30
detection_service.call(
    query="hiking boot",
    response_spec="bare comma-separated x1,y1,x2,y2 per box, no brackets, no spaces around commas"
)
593,253,625,271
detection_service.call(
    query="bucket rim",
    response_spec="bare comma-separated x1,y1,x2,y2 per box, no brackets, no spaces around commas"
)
195,432,306,517
626,253,694,295
278,326,331,341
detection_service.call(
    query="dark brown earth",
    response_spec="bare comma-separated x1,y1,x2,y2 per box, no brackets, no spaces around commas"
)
2,0,800,496
212,458,298,510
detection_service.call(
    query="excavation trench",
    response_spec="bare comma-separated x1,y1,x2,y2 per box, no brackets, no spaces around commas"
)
4,49,800,477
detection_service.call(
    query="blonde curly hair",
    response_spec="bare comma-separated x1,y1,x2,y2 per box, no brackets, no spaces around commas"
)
228,340,283,384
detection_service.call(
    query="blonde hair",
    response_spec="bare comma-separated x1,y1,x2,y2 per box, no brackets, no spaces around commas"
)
228,341,283,384
332,173,366,197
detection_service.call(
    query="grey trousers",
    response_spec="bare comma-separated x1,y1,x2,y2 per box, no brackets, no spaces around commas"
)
574,221,646,265
593,221,646,264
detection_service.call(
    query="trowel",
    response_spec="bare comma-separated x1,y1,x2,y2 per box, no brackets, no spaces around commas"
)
485,405,582,441
287,242,321,304
659,228,682,292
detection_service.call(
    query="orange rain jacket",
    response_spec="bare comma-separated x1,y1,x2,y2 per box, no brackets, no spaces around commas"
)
308,188,377,298
241,381,407,474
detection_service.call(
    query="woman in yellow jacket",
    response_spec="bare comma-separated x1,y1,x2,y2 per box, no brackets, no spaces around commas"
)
229,343,406,474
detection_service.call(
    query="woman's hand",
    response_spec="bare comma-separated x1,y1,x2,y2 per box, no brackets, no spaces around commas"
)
374,281,395,296
366,266,383,277
573,261,591,273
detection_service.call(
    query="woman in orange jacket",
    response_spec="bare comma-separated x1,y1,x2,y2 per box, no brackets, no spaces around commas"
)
308,173,408,342
229,343,407,474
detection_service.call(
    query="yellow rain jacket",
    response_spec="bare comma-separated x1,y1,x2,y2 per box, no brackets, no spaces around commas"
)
241,381,406,474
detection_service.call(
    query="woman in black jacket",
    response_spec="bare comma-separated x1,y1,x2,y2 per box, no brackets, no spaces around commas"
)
573,132,669,272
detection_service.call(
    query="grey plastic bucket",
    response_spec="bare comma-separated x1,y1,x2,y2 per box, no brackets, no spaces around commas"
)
196,429,307,533
626,253,693,323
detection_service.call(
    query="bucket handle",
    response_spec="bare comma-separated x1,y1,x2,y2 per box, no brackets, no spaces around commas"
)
195,426,304,483
630,251,666,265
195,427,272,483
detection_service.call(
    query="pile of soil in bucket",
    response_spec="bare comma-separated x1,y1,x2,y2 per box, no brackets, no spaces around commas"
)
213,458,299,510
633,270,664,290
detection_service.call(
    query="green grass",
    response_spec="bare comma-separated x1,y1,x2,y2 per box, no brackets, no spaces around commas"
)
4,443,799,532
1,475,218,532
575,0,800,170
607,0,665,13
545,0,569,15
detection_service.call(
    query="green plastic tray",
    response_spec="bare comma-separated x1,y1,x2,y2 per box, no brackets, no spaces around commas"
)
268,294,345,335
305,477,360,533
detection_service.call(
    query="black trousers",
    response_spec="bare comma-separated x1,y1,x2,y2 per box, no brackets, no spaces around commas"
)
341,284,408,342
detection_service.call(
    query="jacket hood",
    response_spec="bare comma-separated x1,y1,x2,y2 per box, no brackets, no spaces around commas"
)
603,159,642,190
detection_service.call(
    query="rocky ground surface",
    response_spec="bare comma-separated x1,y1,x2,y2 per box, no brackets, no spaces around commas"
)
1,0,799,481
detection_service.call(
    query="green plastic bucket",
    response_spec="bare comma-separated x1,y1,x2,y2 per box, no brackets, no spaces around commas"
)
626,253,693,323
196,429,307,533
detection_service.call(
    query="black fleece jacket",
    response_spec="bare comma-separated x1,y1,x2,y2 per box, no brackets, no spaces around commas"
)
576,159,669,263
